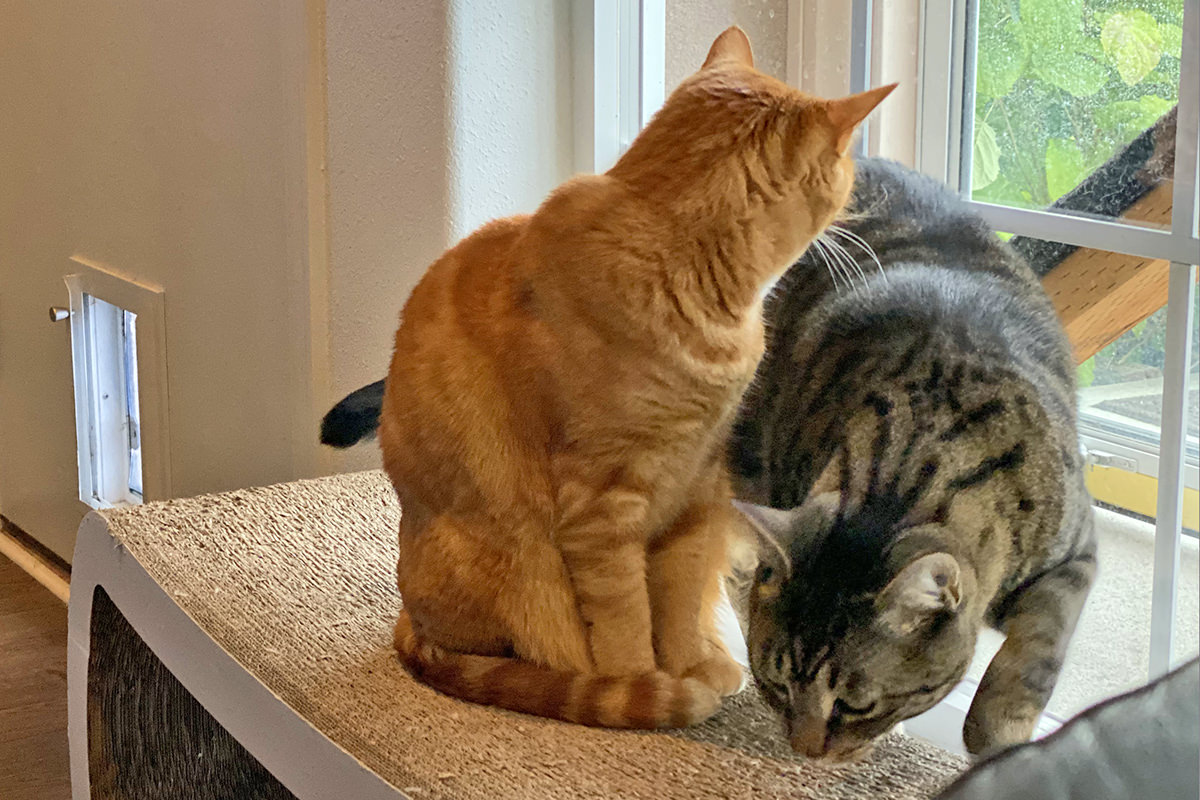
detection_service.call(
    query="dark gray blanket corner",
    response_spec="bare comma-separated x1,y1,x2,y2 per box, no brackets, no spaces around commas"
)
937,657,1200,800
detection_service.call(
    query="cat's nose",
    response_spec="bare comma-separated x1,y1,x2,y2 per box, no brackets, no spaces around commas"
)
786,716,828,758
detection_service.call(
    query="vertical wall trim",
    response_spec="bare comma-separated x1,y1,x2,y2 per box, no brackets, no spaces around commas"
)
304,0,333,477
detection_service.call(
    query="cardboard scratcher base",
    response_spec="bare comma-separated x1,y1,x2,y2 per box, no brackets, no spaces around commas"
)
67,471,966,800
87,587,295,800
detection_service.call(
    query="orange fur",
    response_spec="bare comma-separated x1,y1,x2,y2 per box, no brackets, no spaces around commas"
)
380,27,894,728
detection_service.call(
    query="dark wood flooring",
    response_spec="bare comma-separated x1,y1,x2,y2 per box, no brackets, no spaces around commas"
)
0,554,71,800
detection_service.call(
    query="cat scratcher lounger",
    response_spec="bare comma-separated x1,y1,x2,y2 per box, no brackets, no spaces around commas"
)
66,471,965,800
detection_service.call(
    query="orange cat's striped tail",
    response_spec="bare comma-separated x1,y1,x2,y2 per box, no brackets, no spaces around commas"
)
393,610,721,729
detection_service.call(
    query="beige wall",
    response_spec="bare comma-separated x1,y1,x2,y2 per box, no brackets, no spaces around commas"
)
0,1,320,559
666,0,789,90
0,0,580,555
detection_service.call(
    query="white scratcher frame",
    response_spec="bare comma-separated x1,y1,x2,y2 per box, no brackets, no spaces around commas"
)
67,512,404,800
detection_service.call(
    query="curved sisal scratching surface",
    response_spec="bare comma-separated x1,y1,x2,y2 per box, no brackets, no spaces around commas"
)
99,471,965,800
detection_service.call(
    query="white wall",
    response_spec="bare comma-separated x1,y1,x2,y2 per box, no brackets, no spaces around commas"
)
325,0,576,473
665,0,789,90
323,2,454,474
447,1,576,240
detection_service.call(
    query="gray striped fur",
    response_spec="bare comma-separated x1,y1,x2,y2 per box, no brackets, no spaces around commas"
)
730,158,1096,760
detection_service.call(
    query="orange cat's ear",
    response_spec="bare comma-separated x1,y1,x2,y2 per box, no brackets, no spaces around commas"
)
702,26,754,69
824,83,898,155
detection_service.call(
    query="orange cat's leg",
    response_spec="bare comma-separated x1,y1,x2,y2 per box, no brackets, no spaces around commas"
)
400,512,594,673
505,536,595,673
554,481,657,676
397,513,515,657
647,473,745,696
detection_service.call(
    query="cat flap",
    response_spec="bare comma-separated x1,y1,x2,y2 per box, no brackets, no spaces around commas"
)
825,83,898,155
703,26,754,69
876,552,962,636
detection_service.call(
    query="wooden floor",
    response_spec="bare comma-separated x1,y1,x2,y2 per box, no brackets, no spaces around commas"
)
0,553,71,800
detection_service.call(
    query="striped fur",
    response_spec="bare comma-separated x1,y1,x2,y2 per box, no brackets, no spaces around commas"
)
363,30,894,730
730,158,1096,760
393,610,720,728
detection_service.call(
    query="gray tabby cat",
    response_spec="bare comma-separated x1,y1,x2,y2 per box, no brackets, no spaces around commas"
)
729,157,1096,761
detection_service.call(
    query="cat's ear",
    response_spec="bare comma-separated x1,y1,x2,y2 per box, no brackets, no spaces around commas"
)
809,451,844,496
876,552,962,636
703,26,755,69
731,500,793,577
823,83,898,156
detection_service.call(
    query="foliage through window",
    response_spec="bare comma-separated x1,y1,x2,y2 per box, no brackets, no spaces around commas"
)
1078,294,1200,451
971,0,1183,216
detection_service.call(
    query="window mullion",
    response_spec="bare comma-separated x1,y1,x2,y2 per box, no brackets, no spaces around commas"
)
1148,262,1197,678
915,0,958,183
964,201,1200,264
1149,0,1199,680
1172,0,1199,240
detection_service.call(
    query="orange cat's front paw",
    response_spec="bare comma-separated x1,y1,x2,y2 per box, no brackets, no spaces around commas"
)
684,651,746,697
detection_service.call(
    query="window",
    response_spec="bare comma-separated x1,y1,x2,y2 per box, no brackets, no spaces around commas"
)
968,0,1184,230
572,0,665,174
614,0,1197,751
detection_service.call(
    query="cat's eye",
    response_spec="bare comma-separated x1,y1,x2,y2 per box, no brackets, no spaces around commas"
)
756,563,775,582
833,698,876,718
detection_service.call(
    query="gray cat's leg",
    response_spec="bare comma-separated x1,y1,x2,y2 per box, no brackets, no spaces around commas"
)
963,549,1096,757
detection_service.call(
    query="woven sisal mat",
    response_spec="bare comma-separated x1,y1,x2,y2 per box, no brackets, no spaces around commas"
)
98,471,965,799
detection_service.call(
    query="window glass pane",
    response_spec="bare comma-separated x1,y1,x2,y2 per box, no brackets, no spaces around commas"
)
1013,228,1198,462
124,309,143,498
1080,293,1200,454
969,0,1183,230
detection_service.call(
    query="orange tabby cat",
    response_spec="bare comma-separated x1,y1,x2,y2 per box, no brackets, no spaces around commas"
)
381,27,894,729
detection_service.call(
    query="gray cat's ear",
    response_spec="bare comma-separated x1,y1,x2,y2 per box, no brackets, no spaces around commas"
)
731,500,794,577
876,553,962,636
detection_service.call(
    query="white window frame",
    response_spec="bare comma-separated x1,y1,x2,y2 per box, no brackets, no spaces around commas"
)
912,0,1198,680
65,258,171,510
605,0,1194,724
573,0,665,174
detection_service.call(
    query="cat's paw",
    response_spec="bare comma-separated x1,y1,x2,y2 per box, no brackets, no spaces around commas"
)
684,651,746,697
963,708,1038,758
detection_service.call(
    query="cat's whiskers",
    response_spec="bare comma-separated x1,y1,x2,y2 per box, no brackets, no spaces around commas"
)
817,233,867,294
808,237,847,294
829,225,888,284
824,235,869,292
820,232,868,292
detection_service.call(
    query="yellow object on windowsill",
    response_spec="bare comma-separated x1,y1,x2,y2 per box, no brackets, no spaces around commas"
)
1086,464,1199,533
